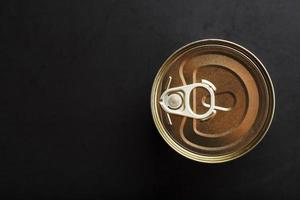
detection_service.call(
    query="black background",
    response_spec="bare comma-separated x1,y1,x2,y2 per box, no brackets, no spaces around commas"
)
0,0,299,199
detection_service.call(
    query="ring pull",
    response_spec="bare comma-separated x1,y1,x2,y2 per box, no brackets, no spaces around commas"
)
159,76,230,124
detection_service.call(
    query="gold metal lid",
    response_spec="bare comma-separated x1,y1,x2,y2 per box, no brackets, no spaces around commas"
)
151,39,275,163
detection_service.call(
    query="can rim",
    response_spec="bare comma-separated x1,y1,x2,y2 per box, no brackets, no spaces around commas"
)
150,39,275,163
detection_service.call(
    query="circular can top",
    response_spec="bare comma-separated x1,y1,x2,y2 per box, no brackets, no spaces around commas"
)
151,39,275,163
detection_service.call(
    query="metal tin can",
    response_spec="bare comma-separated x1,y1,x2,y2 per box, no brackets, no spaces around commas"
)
151,39,275,163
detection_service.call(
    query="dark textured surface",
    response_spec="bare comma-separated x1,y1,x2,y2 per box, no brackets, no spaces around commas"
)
0,0,299,199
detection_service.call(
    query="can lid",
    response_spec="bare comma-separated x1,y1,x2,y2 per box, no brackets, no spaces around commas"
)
151,39,275,163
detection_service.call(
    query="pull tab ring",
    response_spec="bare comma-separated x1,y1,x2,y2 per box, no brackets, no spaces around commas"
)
159,79,216,121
